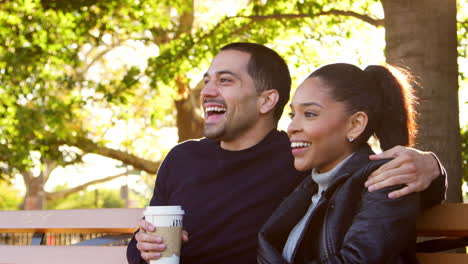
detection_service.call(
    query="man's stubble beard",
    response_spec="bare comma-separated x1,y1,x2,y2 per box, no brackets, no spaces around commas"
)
204,113,258,143
204,122,226,140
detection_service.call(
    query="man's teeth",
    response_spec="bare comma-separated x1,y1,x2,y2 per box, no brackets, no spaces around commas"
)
206,106,226,113
291,142,311,148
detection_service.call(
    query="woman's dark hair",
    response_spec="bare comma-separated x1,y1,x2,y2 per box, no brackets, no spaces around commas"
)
309,63,417,151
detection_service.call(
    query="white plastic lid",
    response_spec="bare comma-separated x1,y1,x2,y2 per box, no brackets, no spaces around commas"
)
144,205,185,216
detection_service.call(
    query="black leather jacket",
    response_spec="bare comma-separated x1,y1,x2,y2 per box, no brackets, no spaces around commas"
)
258,145,441,264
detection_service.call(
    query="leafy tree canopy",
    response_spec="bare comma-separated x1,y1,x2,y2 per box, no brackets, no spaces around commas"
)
0,0,386,179
1,0,466,187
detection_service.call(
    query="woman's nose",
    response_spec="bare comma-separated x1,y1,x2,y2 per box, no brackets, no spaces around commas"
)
287,118,300,135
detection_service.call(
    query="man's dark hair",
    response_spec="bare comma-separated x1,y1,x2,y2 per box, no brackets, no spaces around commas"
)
220,42,291,122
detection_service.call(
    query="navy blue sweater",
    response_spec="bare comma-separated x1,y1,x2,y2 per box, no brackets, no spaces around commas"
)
127,130,307,264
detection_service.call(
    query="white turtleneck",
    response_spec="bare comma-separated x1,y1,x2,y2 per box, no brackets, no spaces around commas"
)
282,154,354,263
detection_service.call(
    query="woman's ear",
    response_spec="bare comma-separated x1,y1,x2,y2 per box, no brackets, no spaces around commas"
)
258,90,279,115
347,111,368,141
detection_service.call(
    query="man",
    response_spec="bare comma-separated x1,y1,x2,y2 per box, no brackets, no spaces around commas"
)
127,43,445,264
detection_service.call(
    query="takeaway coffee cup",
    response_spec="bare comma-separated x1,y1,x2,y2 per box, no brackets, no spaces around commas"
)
144,206,185,264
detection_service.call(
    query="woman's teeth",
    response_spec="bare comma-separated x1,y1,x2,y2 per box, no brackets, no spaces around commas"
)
291,142,311,148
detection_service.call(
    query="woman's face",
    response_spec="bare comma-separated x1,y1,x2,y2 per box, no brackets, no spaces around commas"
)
288,77,354,173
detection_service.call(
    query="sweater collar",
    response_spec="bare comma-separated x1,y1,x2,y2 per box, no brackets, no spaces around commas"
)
325,144,376,190
213,129,282,154
311,153,354,192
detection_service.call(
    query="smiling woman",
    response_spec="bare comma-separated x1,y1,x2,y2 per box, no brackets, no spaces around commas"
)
258,63,444,264
287,63,417,174
288,76,353,173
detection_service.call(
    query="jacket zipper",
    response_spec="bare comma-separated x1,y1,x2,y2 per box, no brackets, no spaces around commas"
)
289,173,349,263
289,195,327,262
320,175,348,262
321,204,331,261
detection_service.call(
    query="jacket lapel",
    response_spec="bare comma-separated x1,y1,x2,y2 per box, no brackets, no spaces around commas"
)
258,176,318,260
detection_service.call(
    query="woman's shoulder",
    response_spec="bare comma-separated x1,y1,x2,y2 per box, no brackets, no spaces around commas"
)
336,146,392,181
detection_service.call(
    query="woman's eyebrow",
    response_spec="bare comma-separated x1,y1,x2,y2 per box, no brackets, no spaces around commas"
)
290,102,324,109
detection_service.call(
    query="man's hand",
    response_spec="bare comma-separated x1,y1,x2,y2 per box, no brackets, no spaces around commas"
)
365,145,440,199
135,219,189,263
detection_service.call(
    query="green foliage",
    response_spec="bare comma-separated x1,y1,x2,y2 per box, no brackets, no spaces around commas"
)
148,0,384,90
1,0,86,176
0,0,385,181
0,0,465,206
462,125,468,183
0,182,22,210
0,0,187,178
458,1,468,79
47,185,124,209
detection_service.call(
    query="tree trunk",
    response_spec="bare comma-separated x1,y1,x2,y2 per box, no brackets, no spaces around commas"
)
22,173,46,210
382,0,461,202
173,0,204,142
175,98,204,142
175,79,204,142
20,162,134,209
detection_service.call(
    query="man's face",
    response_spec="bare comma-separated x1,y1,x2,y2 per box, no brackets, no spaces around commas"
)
201,50,261,142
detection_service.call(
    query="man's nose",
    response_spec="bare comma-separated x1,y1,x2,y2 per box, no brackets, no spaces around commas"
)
201,80,218,98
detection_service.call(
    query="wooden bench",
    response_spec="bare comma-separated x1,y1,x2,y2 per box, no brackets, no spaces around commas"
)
0,204,466,263
0,208,143,264
416,203,468,263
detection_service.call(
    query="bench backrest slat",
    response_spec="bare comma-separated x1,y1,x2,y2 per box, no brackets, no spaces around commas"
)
2,205,466,235
1,204,467,264
0,245,127,264
0,208,143,233
416,204,468,237
416,253,468,263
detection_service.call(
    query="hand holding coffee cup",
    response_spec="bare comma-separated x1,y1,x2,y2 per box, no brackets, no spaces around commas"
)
136,220,189,263
135,219,166,262
139,206,185,264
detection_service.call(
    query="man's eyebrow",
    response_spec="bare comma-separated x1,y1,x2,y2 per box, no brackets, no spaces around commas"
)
216,70,241,79
289,102,324,108
203,70,241,80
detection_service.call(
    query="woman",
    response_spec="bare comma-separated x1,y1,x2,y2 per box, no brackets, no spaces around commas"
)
258,63,421,263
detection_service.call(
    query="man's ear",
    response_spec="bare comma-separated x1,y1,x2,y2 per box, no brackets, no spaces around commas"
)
347,111,368,141
258,90,279,115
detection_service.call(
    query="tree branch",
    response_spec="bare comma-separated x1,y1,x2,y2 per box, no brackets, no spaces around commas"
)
70,137,160,174
234,9,384,27
158,8,382,67
46,170,137,201
21,171,33,189
176,0,194,37
162,15,231,63
77,40,124,80
41,159,58,183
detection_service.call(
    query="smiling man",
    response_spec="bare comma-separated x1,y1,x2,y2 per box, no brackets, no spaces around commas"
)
126,43,446,264
201,48,282,150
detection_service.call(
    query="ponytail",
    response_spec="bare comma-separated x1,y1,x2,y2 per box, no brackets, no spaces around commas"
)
364,65,417,150
309,63,417,151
